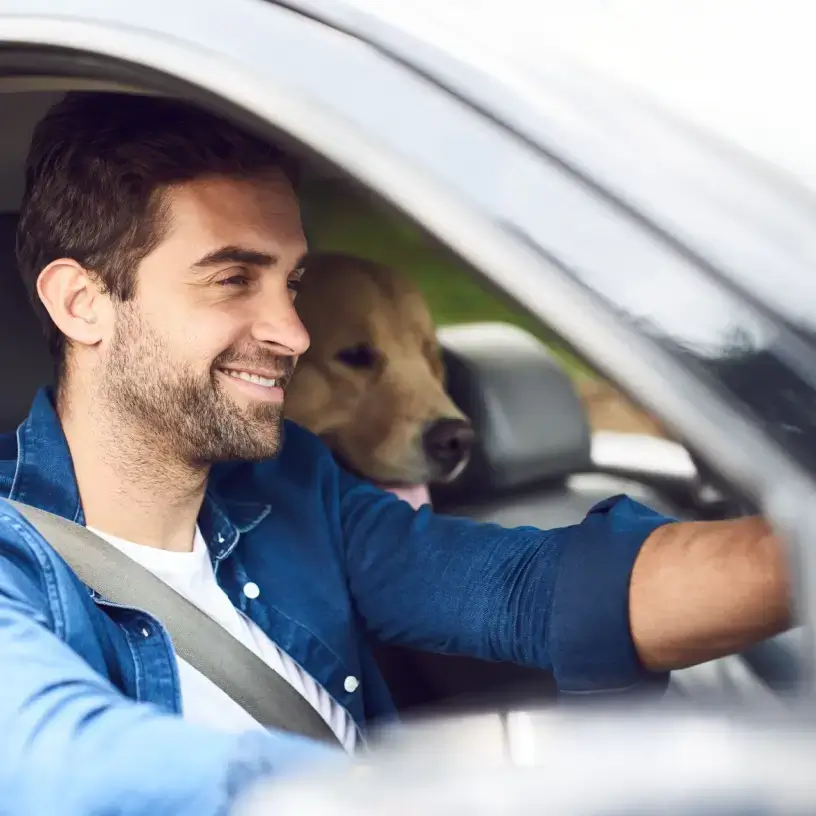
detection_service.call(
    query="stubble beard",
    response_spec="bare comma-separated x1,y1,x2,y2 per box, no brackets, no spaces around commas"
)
99,306,286,466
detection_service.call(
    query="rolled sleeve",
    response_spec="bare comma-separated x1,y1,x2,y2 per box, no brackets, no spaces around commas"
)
548,495,676,696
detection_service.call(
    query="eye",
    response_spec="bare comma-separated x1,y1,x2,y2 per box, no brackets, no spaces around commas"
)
218,270,250,287
288,266,305,295
335,343,378,369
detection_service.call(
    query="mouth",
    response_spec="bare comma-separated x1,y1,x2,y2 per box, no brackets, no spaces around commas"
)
217,367,286,403
439,454,470,485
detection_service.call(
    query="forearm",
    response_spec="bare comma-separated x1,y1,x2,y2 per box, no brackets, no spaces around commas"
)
4,701,339,816
0,612,342,816
341,474,675,691
630,516,791,671
0,545,341,815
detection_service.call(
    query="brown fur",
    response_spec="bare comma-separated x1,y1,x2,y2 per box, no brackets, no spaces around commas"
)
285,253,467,484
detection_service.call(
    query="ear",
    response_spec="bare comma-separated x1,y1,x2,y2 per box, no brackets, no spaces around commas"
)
36,259,108,349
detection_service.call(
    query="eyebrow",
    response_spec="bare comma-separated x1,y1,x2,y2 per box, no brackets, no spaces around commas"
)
191,245,279,271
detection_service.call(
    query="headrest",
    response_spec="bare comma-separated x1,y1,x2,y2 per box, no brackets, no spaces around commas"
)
0,213,53,434
435,322,591,502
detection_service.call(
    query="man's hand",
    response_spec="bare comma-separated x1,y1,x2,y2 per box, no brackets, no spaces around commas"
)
629,517,792,671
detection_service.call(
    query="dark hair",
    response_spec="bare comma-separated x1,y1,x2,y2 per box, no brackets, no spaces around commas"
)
16,91,296,384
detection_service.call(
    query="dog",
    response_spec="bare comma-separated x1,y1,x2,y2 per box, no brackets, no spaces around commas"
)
285,252,474,508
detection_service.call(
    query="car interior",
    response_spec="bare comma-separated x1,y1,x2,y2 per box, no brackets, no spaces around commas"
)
0,82,800,717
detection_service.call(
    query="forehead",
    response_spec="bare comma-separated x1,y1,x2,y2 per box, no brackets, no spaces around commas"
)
162,171,306,257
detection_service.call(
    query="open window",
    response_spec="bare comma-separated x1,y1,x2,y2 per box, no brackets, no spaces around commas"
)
0,81,676,714
0,1,805,717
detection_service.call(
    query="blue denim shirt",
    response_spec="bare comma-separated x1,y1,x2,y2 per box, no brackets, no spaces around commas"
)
0,388,673,815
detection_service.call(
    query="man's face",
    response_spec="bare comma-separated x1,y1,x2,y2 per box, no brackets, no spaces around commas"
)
99,170,310,465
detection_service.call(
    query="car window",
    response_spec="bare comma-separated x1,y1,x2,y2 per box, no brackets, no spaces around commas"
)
0,0,809,505
333,0,816,346
305,178,672,443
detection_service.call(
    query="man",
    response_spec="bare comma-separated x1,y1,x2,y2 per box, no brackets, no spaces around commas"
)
0,92,790,815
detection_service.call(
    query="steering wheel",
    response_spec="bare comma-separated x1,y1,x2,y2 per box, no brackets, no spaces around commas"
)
667,627,806,705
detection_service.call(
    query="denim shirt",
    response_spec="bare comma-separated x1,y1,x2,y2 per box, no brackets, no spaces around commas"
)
0,388,673,815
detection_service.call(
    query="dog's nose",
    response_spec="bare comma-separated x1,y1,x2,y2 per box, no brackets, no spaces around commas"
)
422,418,474,476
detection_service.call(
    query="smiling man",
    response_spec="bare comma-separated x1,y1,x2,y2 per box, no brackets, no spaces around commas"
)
0,93,791,816
41,162,310,549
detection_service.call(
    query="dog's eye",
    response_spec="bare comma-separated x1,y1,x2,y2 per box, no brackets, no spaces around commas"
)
336,344,378,369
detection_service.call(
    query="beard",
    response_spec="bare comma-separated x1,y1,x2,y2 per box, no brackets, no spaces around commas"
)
99,305,292,465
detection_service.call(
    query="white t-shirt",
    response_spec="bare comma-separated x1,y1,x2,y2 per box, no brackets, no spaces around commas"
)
89,525,356,753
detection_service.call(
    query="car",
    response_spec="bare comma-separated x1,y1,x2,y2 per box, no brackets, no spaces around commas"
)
0,0,813,812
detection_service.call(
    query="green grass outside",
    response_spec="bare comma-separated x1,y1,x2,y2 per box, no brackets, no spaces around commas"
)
304,182,591,378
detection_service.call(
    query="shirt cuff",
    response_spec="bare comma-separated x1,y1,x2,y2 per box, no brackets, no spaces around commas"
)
548,494,676,695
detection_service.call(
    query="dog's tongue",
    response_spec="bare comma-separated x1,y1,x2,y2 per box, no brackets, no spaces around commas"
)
379,483,431,510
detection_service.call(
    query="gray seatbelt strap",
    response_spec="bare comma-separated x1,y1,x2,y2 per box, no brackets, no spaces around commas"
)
6,499,341,746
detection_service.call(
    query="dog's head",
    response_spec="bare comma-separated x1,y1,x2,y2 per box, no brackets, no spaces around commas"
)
285,252,473,490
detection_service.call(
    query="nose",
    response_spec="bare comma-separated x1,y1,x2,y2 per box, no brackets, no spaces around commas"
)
421,418,474,477
252,300,310,357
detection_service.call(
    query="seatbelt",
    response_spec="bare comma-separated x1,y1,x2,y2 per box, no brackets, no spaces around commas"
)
5,499,341,747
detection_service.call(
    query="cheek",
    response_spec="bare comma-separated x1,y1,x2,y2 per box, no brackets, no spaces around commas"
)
140,277,242,354
156,308,240,370
328,367,377,412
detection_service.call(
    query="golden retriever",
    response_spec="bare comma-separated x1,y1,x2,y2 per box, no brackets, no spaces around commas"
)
285,252,473,506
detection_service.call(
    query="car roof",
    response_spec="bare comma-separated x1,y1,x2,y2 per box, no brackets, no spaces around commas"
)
0,0,810,196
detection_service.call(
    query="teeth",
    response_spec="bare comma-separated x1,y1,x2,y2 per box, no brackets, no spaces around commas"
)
223,370,278,388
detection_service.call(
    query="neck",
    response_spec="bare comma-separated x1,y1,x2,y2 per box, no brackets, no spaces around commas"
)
58,387,209,553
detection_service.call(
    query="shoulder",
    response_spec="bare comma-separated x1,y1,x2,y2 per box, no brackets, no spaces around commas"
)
0,500,58,620
0,430,19,499
278,419,338,473
0,427,57,597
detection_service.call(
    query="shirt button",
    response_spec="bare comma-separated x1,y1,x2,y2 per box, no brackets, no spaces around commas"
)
344,675,359,693
243,581,260,600
140,625,151,639
216,533,225,544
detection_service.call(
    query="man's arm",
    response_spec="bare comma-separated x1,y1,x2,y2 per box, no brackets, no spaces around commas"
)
630,516,790,671
0,506,341,816
337,467,791,692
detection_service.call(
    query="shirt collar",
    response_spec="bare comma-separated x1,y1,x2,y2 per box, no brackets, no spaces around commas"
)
11,387,271,558
10,387,84,523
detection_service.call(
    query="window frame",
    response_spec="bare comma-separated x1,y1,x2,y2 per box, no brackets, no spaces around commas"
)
0,1,814,623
